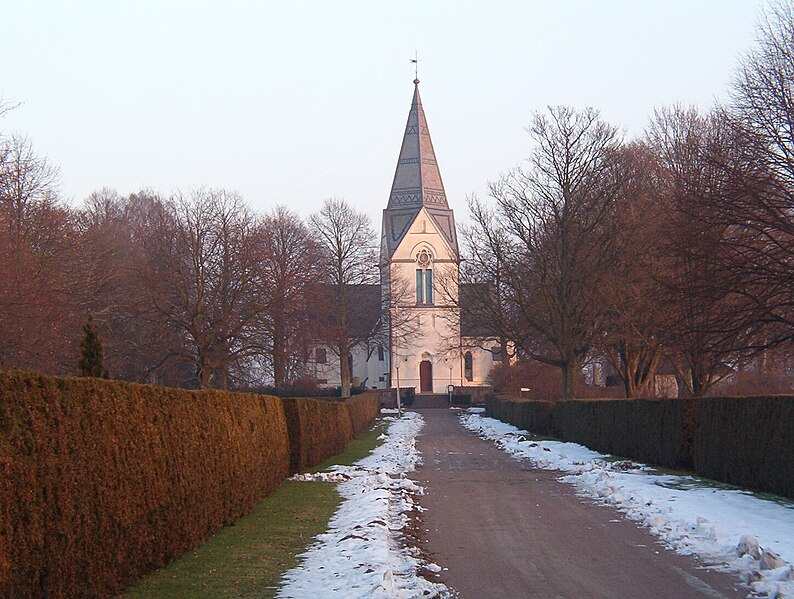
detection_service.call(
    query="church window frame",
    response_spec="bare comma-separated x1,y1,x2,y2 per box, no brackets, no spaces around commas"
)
464,351,473,382
415,249,434,305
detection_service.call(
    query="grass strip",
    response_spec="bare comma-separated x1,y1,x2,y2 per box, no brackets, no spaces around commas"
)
125,420,387,599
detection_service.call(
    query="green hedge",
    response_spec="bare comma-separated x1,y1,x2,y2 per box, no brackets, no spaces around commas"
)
281,393,379,474
553,398,695,469
345,392,381,437
0,371,290,599
485,394,792,498
694,396,794,498
485,395,554,436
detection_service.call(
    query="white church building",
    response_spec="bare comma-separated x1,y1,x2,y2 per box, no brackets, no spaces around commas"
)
311,79,504,394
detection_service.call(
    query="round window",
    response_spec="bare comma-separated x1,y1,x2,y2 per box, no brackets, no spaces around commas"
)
416,249,432,267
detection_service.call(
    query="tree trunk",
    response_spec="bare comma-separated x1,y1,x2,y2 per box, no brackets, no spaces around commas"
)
620,342,660,398
272,319,287,389
339,346,351,398
560,360,577,400
690,361,710,397
197,356,211,389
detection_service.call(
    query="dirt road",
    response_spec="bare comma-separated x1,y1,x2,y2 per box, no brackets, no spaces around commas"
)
412,409,745,599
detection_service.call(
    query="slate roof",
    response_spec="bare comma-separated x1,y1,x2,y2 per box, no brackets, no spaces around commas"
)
459,283,496,338
307,284,382,339
308,282,494,343
381,80,458,258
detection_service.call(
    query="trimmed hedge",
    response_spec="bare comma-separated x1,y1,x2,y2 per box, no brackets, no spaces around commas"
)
486,395,554,436
0,371,290,599
346,392,381,437
281,393,379,474
694,396,794,499
486,394,793,498
553,398,695,469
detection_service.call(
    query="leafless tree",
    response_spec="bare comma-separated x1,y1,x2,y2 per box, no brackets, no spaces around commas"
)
0,135,76,374
596,143,668,397
257,206,323,389
714,1,794,346
70,189,187,384
647,106,763,396
139,189,266,389
309,198,378,397
465,106,624,400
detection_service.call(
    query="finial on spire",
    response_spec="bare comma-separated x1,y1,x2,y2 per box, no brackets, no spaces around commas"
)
411,51,420,84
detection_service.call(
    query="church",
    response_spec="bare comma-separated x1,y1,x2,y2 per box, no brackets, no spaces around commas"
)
312,79,504,395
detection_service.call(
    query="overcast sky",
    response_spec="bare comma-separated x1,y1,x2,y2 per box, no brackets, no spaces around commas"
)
2,1,767,228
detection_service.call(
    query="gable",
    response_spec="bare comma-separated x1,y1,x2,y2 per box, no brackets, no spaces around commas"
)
388,206,458,262
381,207,458,260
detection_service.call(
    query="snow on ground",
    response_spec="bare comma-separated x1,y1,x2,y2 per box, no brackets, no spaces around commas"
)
461,411,794,599
277,412,448,599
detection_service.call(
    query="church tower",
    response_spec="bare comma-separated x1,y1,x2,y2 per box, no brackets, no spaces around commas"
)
381,79,463,394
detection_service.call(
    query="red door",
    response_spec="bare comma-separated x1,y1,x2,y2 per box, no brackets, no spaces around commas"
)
419,360,433,392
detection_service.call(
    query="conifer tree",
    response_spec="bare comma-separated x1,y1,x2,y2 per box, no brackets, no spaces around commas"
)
78,315,107,377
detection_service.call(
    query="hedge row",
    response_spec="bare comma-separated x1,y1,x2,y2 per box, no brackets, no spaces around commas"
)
282,392,380,473
0,372,290,598
694,396,794,498
553,398,696,469
0,373,380,598
345,392,381,437
485,394,793,498
486,397,555,436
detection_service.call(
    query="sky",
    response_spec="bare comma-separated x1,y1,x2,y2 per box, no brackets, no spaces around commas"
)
1,1,768,228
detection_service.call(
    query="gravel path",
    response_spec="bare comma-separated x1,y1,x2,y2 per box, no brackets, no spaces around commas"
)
411,409,746,599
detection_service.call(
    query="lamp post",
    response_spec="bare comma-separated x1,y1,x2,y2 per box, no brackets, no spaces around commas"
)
448,364,454,404
395,361,402,417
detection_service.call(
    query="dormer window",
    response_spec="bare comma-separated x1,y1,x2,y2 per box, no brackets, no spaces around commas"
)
415,250,433,304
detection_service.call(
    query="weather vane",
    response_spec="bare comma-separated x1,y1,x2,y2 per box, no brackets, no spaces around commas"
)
411,51,420,83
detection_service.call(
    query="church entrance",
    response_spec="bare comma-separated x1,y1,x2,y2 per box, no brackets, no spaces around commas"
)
419,360,433,392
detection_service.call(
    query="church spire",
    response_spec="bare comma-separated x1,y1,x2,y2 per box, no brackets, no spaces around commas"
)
387,79,449,209
381,80,458,259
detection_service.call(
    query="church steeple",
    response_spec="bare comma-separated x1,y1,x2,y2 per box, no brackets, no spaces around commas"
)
387,79,449,209
381,80,458,259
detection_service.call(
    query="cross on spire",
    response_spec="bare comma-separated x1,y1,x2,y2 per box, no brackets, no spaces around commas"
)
411,51,420,84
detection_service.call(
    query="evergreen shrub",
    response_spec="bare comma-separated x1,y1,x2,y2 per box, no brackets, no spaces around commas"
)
486,393,793,498
281,395,380,473
694,396,793,498
0,371,290,598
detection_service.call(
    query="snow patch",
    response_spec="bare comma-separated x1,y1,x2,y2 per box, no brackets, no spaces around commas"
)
460,412,794,599
277,413,448,598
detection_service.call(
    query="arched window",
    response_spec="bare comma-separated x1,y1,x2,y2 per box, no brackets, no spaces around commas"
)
415,249,433,304
464,351,473,382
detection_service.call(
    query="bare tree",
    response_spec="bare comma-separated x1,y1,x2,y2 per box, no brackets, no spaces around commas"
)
70,189,186,385
139,189,265,389
647,106,763,396
465,106,624,400
257,206,323,389
0,135,76,374
715,2,794,345
597,143,668,397
309,198,378,397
